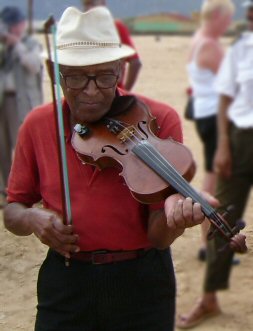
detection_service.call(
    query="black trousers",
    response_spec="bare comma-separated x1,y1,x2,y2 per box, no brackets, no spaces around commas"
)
35,248,176,331
195,115,217,172
204,124,253,292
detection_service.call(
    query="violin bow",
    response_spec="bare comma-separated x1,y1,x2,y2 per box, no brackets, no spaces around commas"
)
44,17,72,265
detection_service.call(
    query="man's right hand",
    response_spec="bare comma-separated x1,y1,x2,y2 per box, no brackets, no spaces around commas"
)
25,208,80,258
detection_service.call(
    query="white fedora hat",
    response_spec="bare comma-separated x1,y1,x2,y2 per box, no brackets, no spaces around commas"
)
48,6,136,66
242,0,253,8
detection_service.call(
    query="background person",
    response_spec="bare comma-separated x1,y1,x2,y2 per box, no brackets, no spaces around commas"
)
187,0,234,261
0,6,43,205
82,0,142,91
177,1,253,328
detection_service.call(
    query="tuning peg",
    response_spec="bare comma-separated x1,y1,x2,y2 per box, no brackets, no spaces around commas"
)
207,228,219,240
236,219,246,230
218,234,247,254
230,234,247,254
221,205,235,219
231,219,246,235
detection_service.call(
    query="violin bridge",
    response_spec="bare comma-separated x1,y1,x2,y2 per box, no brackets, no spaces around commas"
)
117,126,136,143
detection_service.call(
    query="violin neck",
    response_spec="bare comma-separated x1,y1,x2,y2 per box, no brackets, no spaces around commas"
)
132,140,235,239
132,140,214,216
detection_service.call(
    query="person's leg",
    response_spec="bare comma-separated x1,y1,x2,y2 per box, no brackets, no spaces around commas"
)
35,250,97,331
204,125,253,293
176,293,221,329
35,249,176,331
176,173,251,329
99,249,176,331
177,124,253,329
198,171,216,260
195,115,217,259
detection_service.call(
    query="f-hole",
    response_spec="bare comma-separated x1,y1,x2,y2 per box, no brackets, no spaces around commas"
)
137,121,148,140
102,145,129,155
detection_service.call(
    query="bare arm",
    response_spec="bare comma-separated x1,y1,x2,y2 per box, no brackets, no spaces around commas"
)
214,95,234,178
4,203,80,258
197,40,224,73
123,58,142,91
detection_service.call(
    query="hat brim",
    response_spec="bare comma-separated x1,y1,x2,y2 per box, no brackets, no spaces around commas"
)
43,44,136,66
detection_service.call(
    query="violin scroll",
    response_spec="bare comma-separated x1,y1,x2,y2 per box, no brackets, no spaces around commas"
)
229,218,247,253
208,215,247,254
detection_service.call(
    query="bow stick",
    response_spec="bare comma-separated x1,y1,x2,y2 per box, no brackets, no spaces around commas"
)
44,17,72,266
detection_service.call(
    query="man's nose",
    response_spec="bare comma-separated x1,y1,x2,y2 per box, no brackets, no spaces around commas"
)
82,79,98,95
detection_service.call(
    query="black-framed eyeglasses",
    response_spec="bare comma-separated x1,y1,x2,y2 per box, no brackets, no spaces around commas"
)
60,72,119,90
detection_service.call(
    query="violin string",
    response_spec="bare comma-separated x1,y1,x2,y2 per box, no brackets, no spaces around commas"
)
112,119,211,207
143,139,233,232
141,143,215,214
140,143,230,232
139,142,231,233
110,119,231,233
111,119,212,206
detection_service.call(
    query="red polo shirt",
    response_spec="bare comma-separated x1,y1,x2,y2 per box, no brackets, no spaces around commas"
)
7,92,182,251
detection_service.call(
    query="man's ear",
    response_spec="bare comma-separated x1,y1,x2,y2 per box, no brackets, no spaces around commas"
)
45,59,55,84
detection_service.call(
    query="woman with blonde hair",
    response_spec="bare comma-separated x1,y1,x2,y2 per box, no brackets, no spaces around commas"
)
187,0,235,262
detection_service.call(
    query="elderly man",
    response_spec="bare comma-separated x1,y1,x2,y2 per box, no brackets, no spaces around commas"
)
0,6,43,204
82,0,142,91
3,6,214,331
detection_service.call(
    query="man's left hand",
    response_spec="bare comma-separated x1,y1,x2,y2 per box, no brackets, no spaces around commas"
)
164,193,219,235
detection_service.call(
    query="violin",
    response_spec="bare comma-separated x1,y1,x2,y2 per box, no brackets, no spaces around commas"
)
72,95,247,253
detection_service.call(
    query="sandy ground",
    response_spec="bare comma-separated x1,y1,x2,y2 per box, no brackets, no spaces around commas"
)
1,35,253,331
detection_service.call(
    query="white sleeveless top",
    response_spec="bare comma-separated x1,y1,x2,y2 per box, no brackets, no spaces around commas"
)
187,43,219,119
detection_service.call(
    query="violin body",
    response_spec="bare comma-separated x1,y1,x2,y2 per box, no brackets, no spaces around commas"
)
71,95,247,253
72,96,196,204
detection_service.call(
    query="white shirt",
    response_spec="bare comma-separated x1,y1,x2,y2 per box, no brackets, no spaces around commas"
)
187,41,219,119
216,32,253,128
